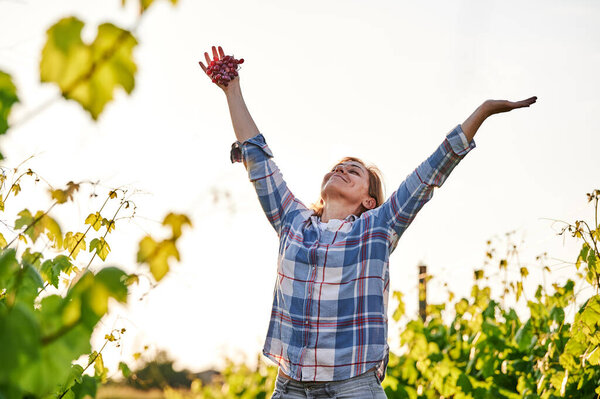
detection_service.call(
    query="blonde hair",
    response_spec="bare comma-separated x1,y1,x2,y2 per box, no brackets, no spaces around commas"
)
310,156,385,218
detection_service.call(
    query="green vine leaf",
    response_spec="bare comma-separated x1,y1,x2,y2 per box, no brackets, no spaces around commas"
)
392,291,405,322
515,319,534,352
11,183,21,196
21,248,43,270
94,352,108,383
162,212,192,239
63,232,86,259
576,243,590,270
137,236,179,281
70,375,98,398
0,70,19,144
14,209,61,246
40,17,138,120
101,217,115,233
49,181,80,204
14,208,34,231
0,248,19,288
43,213,63,249
89,237,110,261
40,255,73,288
57,364,84,396
85,212,102,232
118,361,131,378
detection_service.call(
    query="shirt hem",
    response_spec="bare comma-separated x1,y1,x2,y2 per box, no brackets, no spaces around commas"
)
262,349,387,382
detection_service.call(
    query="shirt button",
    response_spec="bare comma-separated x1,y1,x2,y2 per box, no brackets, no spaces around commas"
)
305,320,309,325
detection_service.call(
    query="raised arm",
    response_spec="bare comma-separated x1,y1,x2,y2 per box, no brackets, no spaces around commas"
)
199,46,309,236
373,97,537,252
199,45,258,143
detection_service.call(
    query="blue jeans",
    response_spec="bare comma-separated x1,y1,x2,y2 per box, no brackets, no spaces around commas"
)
270,369,387,398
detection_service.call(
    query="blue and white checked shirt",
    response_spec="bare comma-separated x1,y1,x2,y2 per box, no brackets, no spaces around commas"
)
230,124,476,382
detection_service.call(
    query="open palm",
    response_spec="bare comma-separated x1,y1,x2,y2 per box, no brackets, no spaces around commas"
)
198,45,240,93
485,96,537,115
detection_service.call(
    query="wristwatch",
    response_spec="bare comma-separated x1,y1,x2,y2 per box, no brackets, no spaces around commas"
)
230,141,242,163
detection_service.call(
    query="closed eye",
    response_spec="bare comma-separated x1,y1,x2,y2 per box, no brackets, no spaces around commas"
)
331,169,360,175
331,165,362,175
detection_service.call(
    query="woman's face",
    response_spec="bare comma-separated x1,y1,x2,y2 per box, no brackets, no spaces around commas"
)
320,161,374,210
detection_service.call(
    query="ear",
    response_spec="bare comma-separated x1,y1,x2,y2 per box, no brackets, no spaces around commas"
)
363,197,376,210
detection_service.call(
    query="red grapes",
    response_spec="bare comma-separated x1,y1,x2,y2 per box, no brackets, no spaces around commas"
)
203,55,244,87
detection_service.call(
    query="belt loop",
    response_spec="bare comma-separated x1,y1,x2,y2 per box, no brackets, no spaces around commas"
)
281,378,289,394
324,384,336,398
373,368,381,384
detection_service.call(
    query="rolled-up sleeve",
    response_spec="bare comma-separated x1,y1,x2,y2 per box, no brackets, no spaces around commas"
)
231,133,274,180
373,124,476,252
231,133,309,236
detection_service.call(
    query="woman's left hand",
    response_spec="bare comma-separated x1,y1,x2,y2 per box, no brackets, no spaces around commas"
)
484,96,537,116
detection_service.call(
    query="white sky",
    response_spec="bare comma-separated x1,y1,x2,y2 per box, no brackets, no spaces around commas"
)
1,0,599,375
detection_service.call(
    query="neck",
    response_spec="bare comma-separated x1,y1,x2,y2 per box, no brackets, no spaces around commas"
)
320,201,361,223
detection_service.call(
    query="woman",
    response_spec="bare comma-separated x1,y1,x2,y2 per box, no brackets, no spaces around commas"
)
199,45,537,398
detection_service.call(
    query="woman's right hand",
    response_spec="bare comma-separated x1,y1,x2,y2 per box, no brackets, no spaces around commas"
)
198,45,240,95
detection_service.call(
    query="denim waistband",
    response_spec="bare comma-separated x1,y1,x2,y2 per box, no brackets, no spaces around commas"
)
276,368,378,394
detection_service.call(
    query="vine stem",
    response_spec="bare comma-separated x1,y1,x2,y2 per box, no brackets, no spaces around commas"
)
81,198,128,274
64,192,131,292
579,220,599,292
41,316,81,346
32,188,113,297
57,334,112,399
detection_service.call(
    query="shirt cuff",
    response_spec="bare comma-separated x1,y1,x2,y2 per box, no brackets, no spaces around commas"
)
446,124,476,156
230,132,274,163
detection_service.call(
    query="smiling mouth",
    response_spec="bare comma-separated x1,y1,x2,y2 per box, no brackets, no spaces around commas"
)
332,174,348,183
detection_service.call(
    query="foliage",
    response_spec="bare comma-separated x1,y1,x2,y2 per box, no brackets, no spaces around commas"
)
0,167,190,398
0,1,189,397
105,349,219,391
161,354,278,399
382,188,600,399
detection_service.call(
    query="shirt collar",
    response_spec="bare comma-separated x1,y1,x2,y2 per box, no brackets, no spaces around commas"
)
309,213,358,226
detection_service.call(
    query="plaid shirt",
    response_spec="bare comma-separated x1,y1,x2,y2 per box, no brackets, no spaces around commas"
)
230,124,476,382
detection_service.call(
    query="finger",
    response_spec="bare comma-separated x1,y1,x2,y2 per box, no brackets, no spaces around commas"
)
204,51,211,65
198,61,206,73
218,45,225,58
516,99,536,108
212,45,219,61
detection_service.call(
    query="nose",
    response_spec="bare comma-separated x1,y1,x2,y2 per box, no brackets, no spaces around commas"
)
333,165,347,174
330,166,349,182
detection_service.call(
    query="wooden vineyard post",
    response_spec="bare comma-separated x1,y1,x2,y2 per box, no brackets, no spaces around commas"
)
418,264,427,322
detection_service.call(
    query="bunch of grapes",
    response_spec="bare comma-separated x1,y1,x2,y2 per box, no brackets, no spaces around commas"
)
204,55,244,87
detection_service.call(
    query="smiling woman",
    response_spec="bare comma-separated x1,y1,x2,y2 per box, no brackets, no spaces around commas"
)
199,44,536,398
310,156,385,221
